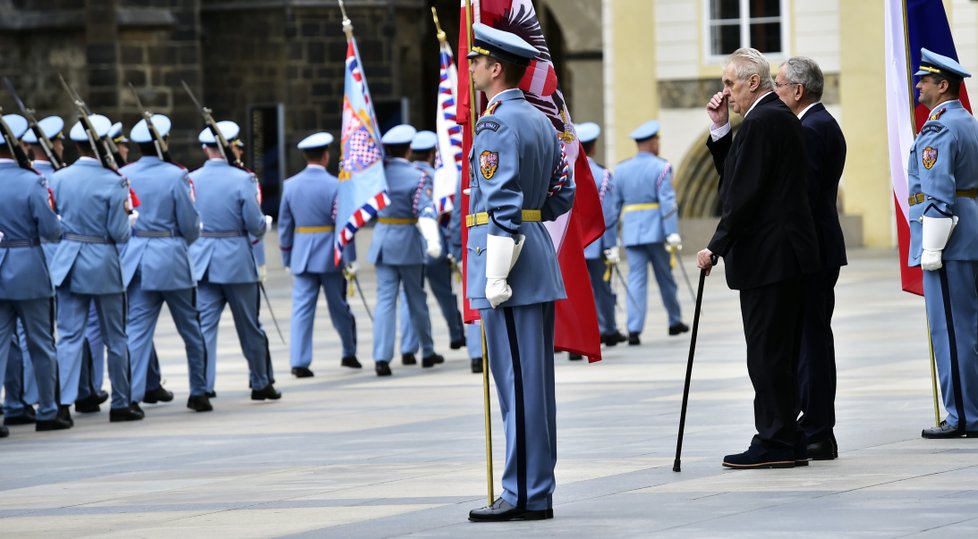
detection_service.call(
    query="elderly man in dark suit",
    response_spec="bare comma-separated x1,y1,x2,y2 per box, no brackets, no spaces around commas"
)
775,56,847,461
697,47,820,469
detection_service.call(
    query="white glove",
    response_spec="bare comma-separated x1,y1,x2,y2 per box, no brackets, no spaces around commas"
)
345,261,358,278
603,246,620,264
485,234,522,308
417,217,443,259
128,210,139,227
666,233,682,251
0,230,4,242
258,264,267,282
920,216,957,271
264,215,274,233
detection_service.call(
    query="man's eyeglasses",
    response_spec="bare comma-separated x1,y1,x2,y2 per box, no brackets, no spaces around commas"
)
774,81,799,88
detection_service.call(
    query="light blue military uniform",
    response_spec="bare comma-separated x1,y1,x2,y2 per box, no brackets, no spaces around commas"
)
49,115,133,412
370,125,440,369
189,122,274,394
907,49,978,434
465,24,576,515
577,122,622,340
279,132,358,369
449,174,484,370
610,120,683,336
0,115,63,424
399,131,465,356
121,114,208,403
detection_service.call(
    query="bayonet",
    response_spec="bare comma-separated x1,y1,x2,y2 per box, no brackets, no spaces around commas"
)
4,77,63,169
128,83,171,162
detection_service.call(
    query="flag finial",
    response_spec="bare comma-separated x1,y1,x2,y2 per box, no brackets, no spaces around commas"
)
338,0,352,36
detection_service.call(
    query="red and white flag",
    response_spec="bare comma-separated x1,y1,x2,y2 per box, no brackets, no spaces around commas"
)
457,0,605,361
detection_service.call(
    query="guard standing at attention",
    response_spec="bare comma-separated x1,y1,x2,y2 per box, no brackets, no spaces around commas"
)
279,131,360,377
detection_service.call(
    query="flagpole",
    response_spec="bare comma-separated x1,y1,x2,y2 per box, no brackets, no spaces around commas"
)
463,0,494,507
431,7,446,44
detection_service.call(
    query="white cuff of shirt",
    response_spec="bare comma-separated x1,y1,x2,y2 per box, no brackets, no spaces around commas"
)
710,122,731,141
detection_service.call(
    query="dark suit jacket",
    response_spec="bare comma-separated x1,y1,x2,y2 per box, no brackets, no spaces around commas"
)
800,103,848,269
706,92,820,290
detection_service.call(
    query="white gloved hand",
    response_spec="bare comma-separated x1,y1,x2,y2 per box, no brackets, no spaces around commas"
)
920,216,957,271
666,233,682,251
258,264,267,282
417,217,443,259
264,215,274,232
485,234,520,308
128,210,139,227
603,246,620,264
0,230,4,242
345,261,358,278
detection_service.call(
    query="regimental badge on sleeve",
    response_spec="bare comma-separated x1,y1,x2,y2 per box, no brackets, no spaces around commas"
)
479,150,499,180
922,146,938,170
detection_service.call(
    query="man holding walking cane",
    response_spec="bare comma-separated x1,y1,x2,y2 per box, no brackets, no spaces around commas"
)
696,47,819,469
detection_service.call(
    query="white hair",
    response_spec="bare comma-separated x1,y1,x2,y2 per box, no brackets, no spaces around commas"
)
727,47,773,91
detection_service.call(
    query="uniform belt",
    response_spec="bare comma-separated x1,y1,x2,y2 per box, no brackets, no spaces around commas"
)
465,209,542,228
296,225,335,233
133,230,182,238
377,217,418,225
623,203,661,212
0,238,40,248
200,230,246,238
909,190,978,206
64,233,111,244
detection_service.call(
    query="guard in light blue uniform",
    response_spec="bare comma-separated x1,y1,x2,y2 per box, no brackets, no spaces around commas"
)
449,177,484,374
369,124,445,376
279,131,360,377
189,121,280,402
465,24,575,522
4,115,65,423
399,130,466,362
50,114,142,422
577,122,626,348
0,114,71,434
121,115,210,411
610,120,687,345
907,49,978,438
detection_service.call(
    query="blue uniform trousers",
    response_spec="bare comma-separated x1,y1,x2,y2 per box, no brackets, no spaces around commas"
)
923,261,978,431
797,266,840,443
197,281,272,391
5,323,38,416
0,299,59,420
146,346,163,393
56,288,130,410
76,302,106,402
586,257,620,337
127,273,208,401
482,302,556,511
465,320,483,360
373,264,433,362
399,257,464,353
625,243,681,334
290,271,357,367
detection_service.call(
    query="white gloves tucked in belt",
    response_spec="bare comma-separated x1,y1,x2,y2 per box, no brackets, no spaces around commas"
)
128,210,140,227
921,215,957,271
485,234,525,308
417,217,443,259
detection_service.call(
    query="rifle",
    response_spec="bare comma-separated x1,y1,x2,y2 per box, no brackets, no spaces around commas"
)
58,74,120,171
180,80,244,169
0,108,32,170
4,77,64,169
128,83,171,162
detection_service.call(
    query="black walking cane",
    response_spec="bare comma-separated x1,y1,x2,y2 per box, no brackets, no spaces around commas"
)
673,254,716,472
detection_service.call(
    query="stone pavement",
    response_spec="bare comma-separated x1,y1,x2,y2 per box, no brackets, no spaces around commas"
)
1,240,977,538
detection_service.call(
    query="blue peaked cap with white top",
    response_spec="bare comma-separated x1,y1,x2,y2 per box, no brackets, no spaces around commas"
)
467,23,538,67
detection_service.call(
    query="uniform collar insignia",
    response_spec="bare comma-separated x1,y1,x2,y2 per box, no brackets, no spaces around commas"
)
929,107,947,121
482,101,502,117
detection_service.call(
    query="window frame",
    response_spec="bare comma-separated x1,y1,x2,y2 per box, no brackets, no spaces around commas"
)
703,0,790,64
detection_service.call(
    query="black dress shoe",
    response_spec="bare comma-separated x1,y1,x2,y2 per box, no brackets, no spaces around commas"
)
628,332,641,345
341,356,362,369
722,443,795,469
450,338,465,350
807,436,839,460
251,383,282,401
57,405,74,427
109,404,145,422
422,353,445,368
921,419,978,438
401,353,417,366
75,394,104,413
568,353,583,361
0,425,8,438
3,412,36,426
291,366,315,378
471,357,483,373
669,322,690,336
206,390,217,398
376,362,392,376
468,497,550,522
187,394,213,412
36,416,73,432
144,387,174,404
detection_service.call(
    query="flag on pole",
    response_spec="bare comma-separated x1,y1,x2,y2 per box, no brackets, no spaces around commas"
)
334,25,389,265
457,0,605,362
884,0,971,296
434,38,463,216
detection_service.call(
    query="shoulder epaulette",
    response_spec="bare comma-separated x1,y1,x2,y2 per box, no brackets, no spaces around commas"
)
482,101,502,117
929,107,947,121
